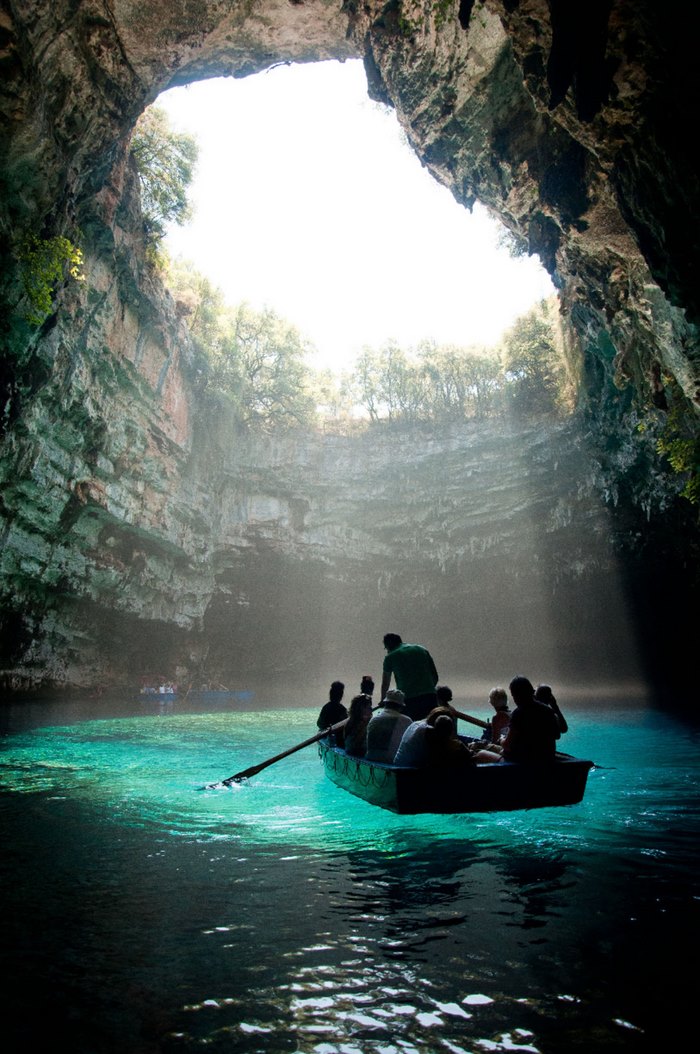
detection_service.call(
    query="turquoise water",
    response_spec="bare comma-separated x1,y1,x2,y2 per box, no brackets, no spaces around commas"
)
1,698,699,1052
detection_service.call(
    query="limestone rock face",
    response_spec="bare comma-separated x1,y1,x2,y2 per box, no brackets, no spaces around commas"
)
0,1,698,697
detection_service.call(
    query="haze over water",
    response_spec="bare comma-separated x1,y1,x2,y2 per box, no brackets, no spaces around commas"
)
1,691,698,1053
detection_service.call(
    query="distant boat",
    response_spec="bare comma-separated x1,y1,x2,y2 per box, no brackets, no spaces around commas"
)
318,737,593,815
139,680,178,701
138,683,254,704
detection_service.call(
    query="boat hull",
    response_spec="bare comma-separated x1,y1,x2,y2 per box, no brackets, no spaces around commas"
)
319,739,593,814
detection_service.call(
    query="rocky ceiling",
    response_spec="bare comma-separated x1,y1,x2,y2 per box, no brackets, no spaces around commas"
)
1,0,699,420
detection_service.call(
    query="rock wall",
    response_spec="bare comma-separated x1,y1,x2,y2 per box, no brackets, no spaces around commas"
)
0,389,646,695
0,1,698,699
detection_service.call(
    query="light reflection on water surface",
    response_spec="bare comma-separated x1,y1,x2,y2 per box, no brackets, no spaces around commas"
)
1,700,698,1053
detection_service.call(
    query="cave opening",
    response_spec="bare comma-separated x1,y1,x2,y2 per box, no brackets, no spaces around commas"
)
2,3,694,705
132,59,646,705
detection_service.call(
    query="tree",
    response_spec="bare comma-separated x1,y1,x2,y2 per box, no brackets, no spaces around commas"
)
130,106,198,239
419,341,502,419
345,348,383,422
501,299,570,415
165,256,226,357
376,342,426,422
210,303,316,430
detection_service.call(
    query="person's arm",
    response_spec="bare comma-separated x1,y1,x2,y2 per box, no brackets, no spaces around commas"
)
501,710,518,759
380,671,390,700
551,699,568,734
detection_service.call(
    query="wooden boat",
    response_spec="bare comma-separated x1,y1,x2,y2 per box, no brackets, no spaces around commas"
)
318,736,594,815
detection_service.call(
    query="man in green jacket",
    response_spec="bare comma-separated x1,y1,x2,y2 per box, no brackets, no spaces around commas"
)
380,633,439,720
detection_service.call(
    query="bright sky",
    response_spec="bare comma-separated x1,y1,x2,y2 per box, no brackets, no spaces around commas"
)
158,59,553,374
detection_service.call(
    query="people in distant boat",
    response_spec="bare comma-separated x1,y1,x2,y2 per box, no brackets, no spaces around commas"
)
317,681,347,745
501,675,561,763
534,683,568,734
365,689,412,764
344,694,374,757
380,633,439,721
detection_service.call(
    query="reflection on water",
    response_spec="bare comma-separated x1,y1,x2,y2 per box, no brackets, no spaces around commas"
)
0,698,699,1052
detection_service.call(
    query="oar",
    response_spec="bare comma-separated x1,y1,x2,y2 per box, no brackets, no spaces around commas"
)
452,708,489,731
208,715,350,788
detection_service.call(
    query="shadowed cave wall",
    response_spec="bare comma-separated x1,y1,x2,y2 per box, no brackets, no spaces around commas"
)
0,1,698,703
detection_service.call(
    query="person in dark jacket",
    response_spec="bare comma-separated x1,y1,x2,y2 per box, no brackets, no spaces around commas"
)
501,675,560,763
317,681,347,745
534,683,568,734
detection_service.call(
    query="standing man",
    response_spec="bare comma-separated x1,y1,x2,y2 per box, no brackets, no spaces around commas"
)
380,633,439,721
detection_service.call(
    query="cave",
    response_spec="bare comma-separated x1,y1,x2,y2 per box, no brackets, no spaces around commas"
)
0,0,698,704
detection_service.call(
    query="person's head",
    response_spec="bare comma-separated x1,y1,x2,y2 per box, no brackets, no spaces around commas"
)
433,713,456,740
329,681,345,703
349,693,373,721
436,685,453,704
534,683,555,705
381,688,405,710
489,687,509,711
425,704,456,726
383,633,402,652
360,675,375,695
509,675,536,706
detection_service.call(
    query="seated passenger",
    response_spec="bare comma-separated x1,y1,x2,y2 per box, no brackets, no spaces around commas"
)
534,683,568,734
317,680,347,729
427,713,475,769
317,681,347,746
344,693,373,757
393,703,454,767
365,689,412,764
435,684,454,706
486,686,511,743
501,675,560,763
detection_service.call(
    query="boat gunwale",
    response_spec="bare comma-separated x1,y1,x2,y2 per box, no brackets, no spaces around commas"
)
318,736,594,814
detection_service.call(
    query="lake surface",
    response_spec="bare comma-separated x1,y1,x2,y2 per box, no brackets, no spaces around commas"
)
1,694,698,1053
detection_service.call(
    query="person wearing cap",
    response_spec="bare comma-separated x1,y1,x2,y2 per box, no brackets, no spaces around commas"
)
365,689,412,764
380,633,439,721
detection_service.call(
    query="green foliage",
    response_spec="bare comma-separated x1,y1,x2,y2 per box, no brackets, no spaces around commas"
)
398,0,455,35
16,234,84,325
420,340,501,419
501,300,572,415
130,106,198,240
655,404,700,505
345,339,502,424
165,262,571,433
165,256,226,358
166,260,316,431
210,303,316,430
496,225,529,259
